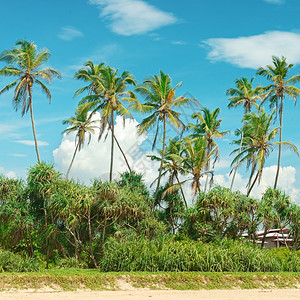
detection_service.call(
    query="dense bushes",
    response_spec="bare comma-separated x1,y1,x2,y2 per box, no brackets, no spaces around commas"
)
0,250,40,272
100,236,300,272
0,163,299,272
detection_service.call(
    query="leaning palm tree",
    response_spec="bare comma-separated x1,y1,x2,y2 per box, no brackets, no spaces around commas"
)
188,107,229,192
134,71,198,195
226,77,264,189
257,56,300,189
79,65,137,182
62,104,99,180
0,40,61,162
231,109,298,196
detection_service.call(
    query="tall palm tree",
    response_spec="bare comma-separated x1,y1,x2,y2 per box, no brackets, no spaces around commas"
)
149,138,188,207
231,109,298,196
134,71,198,195
0,40,61,162
79,65,137,182
62,104,99,180
257,56,300,189
188,107,229,192
226,77,264,189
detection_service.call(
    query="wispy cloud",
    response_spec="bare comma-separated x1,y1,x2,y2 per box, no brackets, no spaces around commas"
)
15,140,49,147
58,26,84,41
88,0,177,36
204,31,300,69
172,41,186,45
67,43,120,73
8,154,27,157
264,0,285,4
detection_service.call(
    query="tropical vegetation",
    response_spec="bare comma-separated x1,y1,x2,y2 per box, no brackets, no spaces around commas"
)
0,41,300,273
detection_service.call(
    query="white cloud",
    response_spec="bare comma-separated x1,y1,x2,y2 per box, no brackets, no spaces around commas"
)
88,0,177,36
214,165,300,204
53,114,159,184
8,154,27,157
172,41,187,45
204,31,300,69
15,140,49,146
264,0,284,4
0,167,17,179
58,26,83,41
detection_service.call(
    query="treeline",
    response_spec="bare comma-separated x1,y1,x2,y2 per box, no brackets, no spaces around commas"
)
0,163,299,271
1,41,300,200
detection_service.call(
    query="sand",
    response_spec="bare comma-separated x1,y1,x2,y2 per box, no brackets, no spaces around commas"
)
0,289,299,300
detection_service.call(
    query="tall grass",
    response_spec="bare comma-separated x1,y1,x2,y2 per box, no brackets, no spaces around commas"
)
100,236,300,272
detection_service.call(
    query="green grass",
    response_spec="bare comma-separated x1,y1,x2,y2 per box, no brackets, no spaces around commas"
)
0,270,299,291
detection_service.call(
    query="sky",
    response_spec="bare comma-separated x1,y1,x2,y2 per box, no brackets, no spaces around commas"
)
1,0,300,204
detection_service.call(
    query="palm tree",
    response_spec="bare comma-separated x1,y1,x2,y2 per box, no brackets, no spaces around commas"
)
257,56,300,189
182,137,216,199
0,40,61,162
164,137,216,200
226,77,264,189
188,108,229,192
74,60,104,97
62,105,99,180
134,71,198,195
149,138,188,207
79,65,137,182
231,109,298,196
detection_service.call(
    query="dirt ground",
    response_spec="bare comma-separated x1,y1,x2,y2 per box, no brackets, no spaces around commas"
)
0,289,299,300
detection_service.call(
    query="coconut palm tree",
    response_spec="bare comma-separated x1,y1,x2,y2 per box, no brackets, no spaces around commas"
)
62,104,99,180
74,61,104,97
149,138,188,207
188,108,229,192
0,40,61,162
182,137,216,199
134,71,198,195
226,77,264,189
79,65,137,182
257,56,300,189
231,109,298,196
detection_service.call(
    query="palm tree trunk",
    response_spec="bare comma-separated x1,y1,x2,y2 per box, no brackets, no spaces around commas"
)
109,111,115,182
274,96,283,189
113,134,132,172
175,173,188,208
247,171,259,197
29,88,41,163
155,114,166,196
66,142,79,180
230,131,244,190
204,157,211,193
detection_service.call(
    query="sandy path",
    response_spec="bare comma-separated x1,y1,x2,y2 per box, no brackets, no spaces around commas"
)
0,289,299,300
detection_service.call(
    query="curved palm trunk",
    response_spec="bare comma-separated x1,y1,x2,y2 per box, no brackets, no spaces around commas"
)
247,171,259,197
66,142,79,180
175,173,188,208
230,131,244,190
274,97,283,189
109,111,115,182
113,134,132,172
155,114,166,196
29,88,41,163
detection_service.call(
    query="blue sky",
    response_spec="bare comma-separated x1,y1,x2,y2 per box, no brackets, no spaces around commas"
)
1,0,300,203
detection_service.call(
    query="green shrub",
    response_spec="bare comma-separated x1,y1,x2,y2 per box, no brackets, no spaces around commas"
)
99,237,298,272
0,249,40,272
